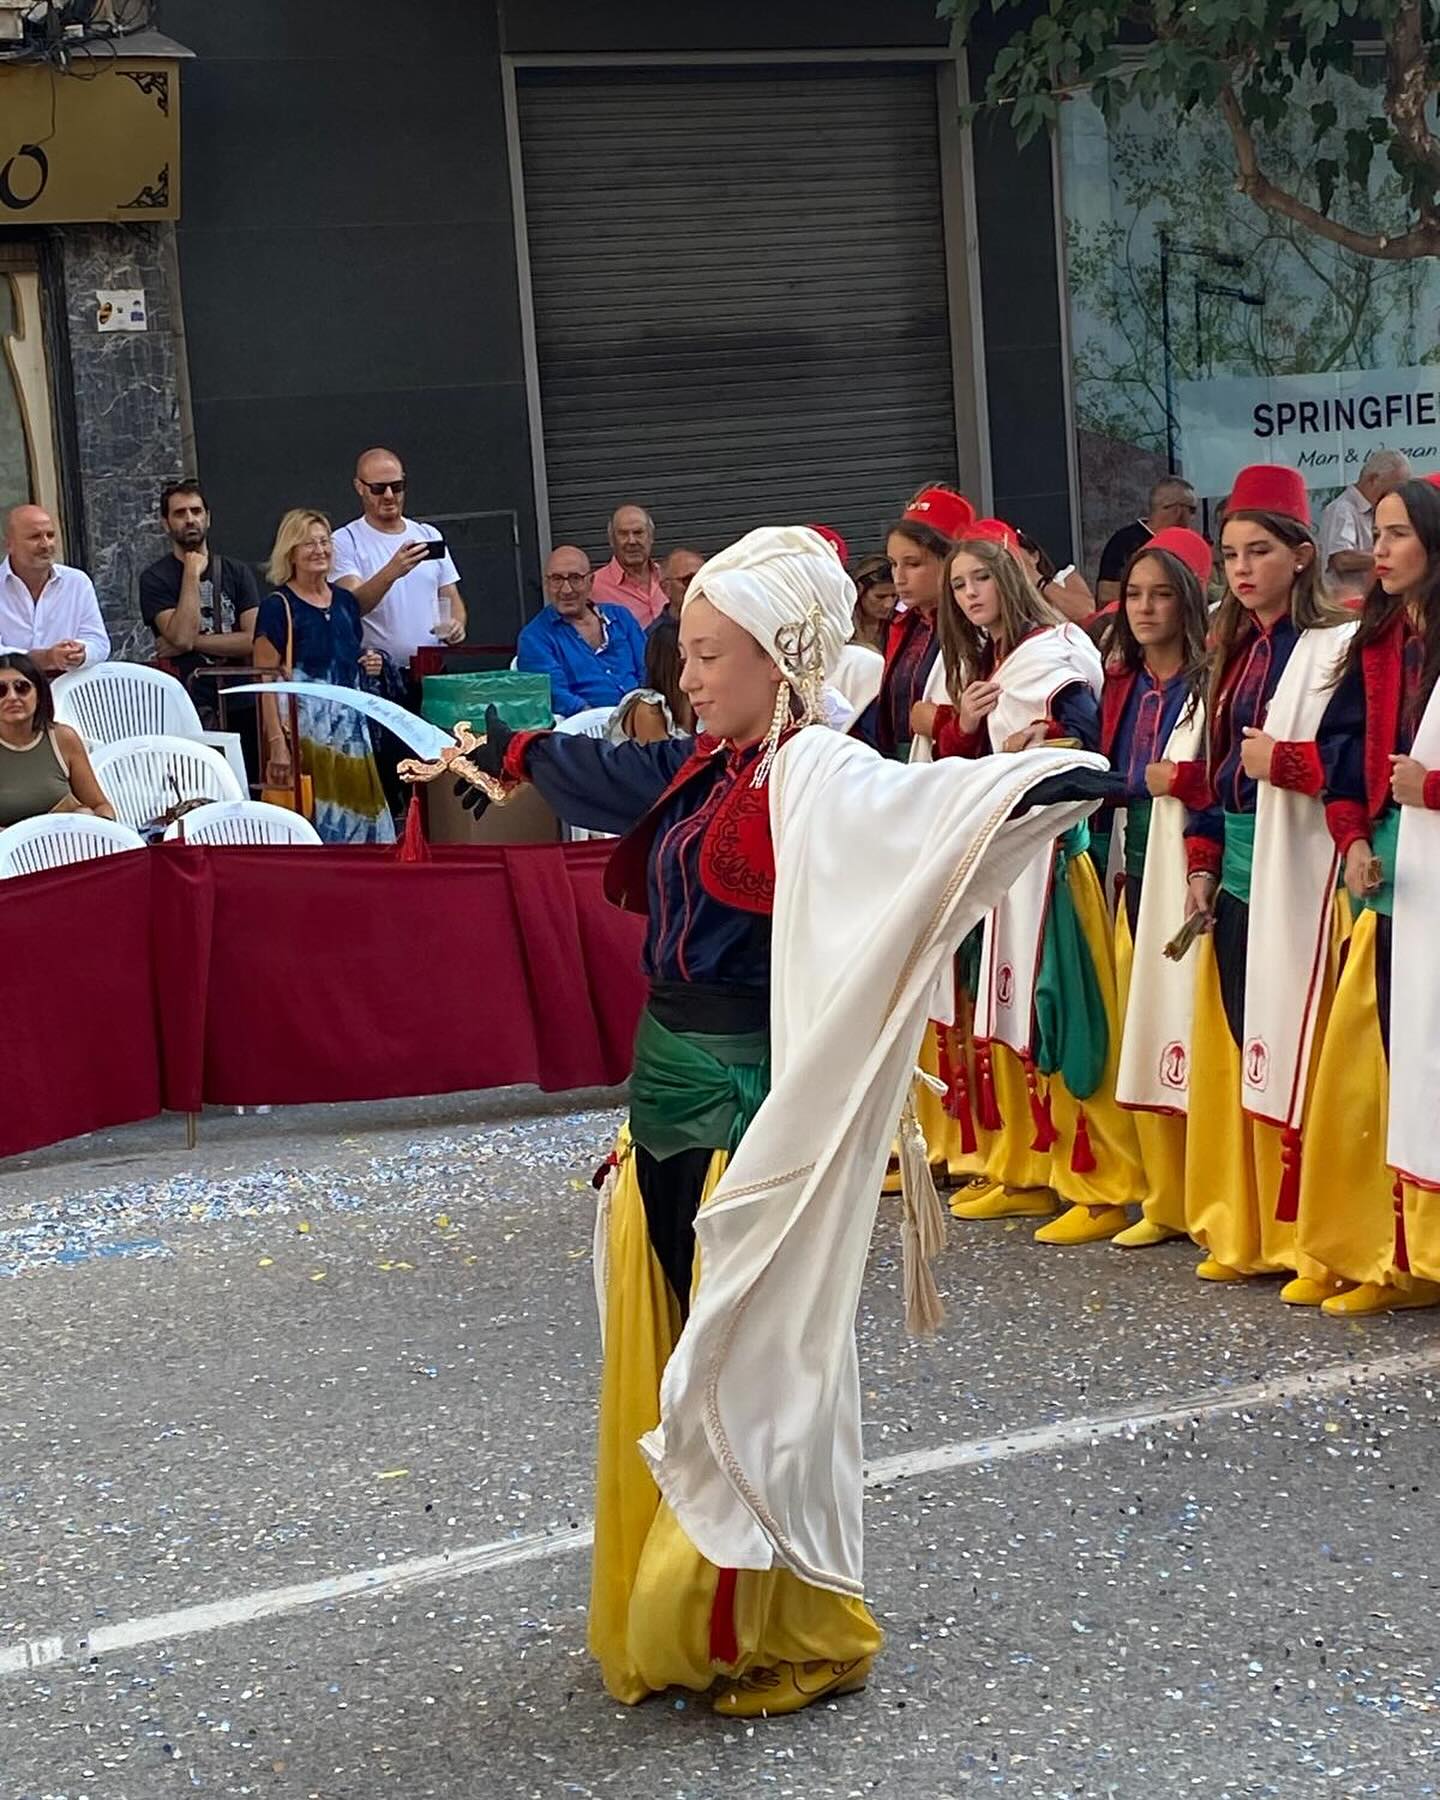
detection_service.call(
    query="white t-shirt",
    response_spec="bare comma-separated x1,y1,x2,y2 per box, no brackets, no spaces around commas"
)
331,515,460,668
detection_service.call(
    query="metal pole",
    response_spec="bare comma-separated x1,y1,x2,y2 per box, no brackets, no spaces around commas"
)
1160,232,1176,473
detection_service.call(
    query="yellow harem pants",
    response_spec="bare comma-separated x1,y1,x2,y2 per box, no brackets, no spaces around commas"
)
1113,904,1189,1235
1295,909,1440,1288
588,1134,881,1704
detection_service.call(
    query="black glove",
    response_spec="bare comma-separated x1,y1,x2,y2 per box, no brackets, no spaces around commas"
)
454,706,515,814
1010,766,1126,818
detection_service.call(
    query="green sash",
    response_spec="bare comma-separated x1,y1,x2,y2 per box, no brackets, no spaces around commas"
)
1034,827,1108,1100
1123,798,1152,881
1221,809,1256,906
1363,805,1399,917
628,1009,770,1164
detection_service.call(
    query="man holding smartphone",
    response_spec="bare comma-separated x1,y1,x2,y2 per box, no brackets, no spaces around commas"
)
332,446,467,679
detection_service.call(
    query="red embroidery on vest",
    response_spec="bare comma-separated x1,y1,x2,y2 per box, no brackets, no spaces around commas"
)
699,773,775,914
996,963,1015,1009
1361,619,1405,823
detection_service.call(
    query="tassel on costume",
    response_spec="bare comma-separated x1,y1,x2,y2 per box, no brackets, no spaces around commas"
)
1275,1125,1303,1224
975,1041,1003,1133
1021,1053,1058,1153
1070,1104,1097,1174
1393,1176,1411,1274
935,1027,957,1112
898,1088,946,1337
708,1567,740,1666
591,1145,627,1346
951,1033,979,1154
397,791,430,863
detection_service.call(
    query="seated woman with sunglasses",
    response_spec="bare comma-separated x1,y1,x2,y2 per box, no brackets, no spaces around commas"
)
0,651,115,827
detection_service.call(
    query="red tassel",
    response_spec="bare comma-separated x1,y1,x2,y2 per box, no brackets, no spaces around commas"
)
952,1035,979,1154
591,1149,618,1191
935,1026,956,1111
1070,1104,1098,1174
1275,1125,1302,1223
1022,1054,1058,1153
709,1567,739,1665
1393,1176,1411,1274
975,1042,1003,1133
397,791,430,864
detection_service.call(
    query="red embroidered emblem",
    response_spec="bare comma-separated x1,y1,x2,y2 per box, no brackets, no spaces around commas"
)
996,963,1015,1008
700,775,775,914
1159,1042,1188,1090
1244,1037,1269,1090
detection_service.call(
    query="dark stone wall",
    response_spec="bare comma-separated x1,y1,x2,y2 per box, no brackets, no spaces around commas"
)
56,223,186,657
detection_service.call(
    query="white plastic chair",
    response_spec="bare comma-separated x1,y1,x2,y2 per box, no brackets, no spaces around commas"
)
90,733,243,832
0,813,146,879
162,799,322,847
554,706,613,737
53,664,250,791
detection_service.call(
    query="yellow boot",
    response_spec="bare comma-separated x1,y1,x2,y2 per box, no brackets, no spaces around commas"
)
1112,1218,1184,1249
712,1657,873,1719
1195,1257,1251,1282
1322,1279,1440,1317
1034,1203,1128,1246
1279,1275,1351,1307
950,1185,1057,1221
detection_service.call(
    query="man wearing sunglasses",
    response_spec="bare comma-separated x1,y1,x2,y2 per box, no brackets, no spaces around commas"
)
332,447,467,679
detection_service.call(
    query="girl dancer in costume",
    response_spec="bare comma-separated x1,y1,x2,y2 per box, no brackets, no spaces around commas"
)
1296,475,1440,1316
444,528,1112,1716
1169,465,1354,1297
914,521,1145,1243
1097,528,1212,1250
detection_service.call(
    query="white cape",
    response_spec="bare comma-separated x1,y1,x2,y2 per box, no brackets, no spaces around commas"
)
639,726,1104,1595
1388,683,1440,1190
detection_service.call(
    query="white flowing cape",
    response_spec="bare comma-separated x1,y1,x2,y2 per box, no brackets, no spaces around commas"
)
1242,623,1354,1130
1388,684,1440,1191
639,726,1105,1595
1115,701,1205,1113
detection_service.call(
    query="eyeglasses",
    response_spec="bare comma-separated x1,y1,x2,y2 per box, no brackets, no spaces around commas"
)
546,572,590,588
301,536,333,550
0,678,35,697
362,479,406,495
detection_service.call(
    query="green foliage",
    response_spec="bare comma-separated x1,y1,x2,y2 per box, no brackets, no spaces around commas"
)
944,0,1440,256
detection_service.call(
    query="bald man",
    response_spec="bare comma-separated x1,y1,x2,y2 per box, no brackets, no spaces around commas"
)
592,502,667,627
0,504,109,671
516,544,647,717
332,446,467,671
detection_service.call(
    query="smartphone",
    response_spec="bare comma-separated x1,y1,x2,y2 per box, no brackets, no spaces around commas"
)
420,538,447,561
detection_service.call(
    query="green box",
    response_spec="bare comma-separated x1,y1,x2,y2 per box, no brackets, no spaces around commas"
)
420,671,553,735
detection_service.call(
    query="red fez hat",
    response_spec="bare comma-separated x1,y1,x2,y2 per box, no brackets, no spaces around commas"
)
806,523,849,564
959,516,1020,555
902,485,976,541
1226,464,1311,527
1144,525,1213,586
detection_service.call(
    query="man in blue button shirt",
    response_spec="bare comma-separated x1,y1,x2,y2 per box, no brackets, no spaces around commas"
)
518,544,648,718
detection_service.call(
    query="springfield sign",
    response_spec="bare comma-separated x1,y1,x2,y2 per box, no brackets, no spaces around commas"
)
1176,366,1440,495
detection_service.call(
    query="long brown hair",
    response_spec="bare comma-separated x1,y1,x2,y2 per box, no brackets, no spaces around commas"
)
1111,546,1210,719
1339,478,1440,725
938,536,1064,702
1206,509,1345,728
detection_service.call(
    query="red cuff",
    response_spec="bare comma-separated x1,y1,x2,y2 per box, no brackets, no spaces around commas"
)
502,728,549,782
1186,836,1222,878
933,705,984,760
1269,739,1324,796
1425,770,1440,811
1170,759,1213,810
1324,798,1371,857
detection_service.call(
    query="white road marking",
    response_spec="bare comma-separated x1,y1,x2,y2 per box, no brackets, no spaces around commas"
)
3,1342,1436,1681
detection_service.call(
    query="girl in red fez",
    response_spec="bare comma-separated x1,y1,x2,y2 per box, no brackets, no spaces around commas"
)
1097,528,1212,1249
1295,477,1440,1314
1154,463,1353,1296
914,529,1146,1241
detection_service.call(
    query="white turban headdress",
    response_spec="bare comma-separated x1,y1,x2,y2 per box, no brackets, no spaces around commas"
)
683,526,858,774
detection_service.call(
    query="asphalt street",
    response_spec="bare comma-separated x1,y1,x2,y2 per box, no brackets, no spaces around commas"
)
3,1089,1439,1799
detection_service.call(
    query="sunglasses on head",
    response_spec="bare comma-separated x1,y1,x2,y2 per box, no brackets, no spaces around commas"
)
363,479,406,495
0,678,35,697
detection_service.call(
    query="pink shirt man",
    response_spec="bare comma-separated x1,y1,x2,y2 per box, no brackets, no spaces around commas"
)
590,503,667,627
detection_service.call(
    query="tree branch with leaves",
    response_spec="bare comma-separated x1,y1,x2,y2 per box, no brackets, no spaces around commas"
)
945,0,1440,260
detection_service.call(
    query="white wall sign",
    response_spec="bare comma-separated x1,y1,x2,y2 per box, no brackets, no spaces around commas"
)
96,289,147,332
1176,365,1440,495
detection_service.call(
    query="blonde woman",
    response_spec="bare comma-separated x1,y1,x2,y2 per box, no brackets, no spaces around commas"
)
253,509,395,845
914,520,1145,1242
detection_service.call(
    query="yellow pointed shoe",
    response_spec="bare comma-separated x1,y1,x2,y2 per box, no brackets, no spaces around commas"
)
1322,1280,1440,1317
1034,1203,1128,1246
1280,1275,1350,1307
713,1656,873,1719
950,1185,1057,1221
1195,1257,1250,1282
949,1179,1003,1217
1112,1218,1184,1249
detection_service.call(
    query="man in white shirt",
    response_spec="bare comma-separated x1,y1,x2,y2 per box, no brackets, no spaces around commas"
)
1318,449,1411,599
0,505,109,671
331,447,467,676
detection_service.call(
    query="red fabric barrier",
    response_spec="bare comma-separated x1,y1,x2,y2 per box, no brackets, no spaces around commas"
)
148,841,646,1109
0,853,162,1158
